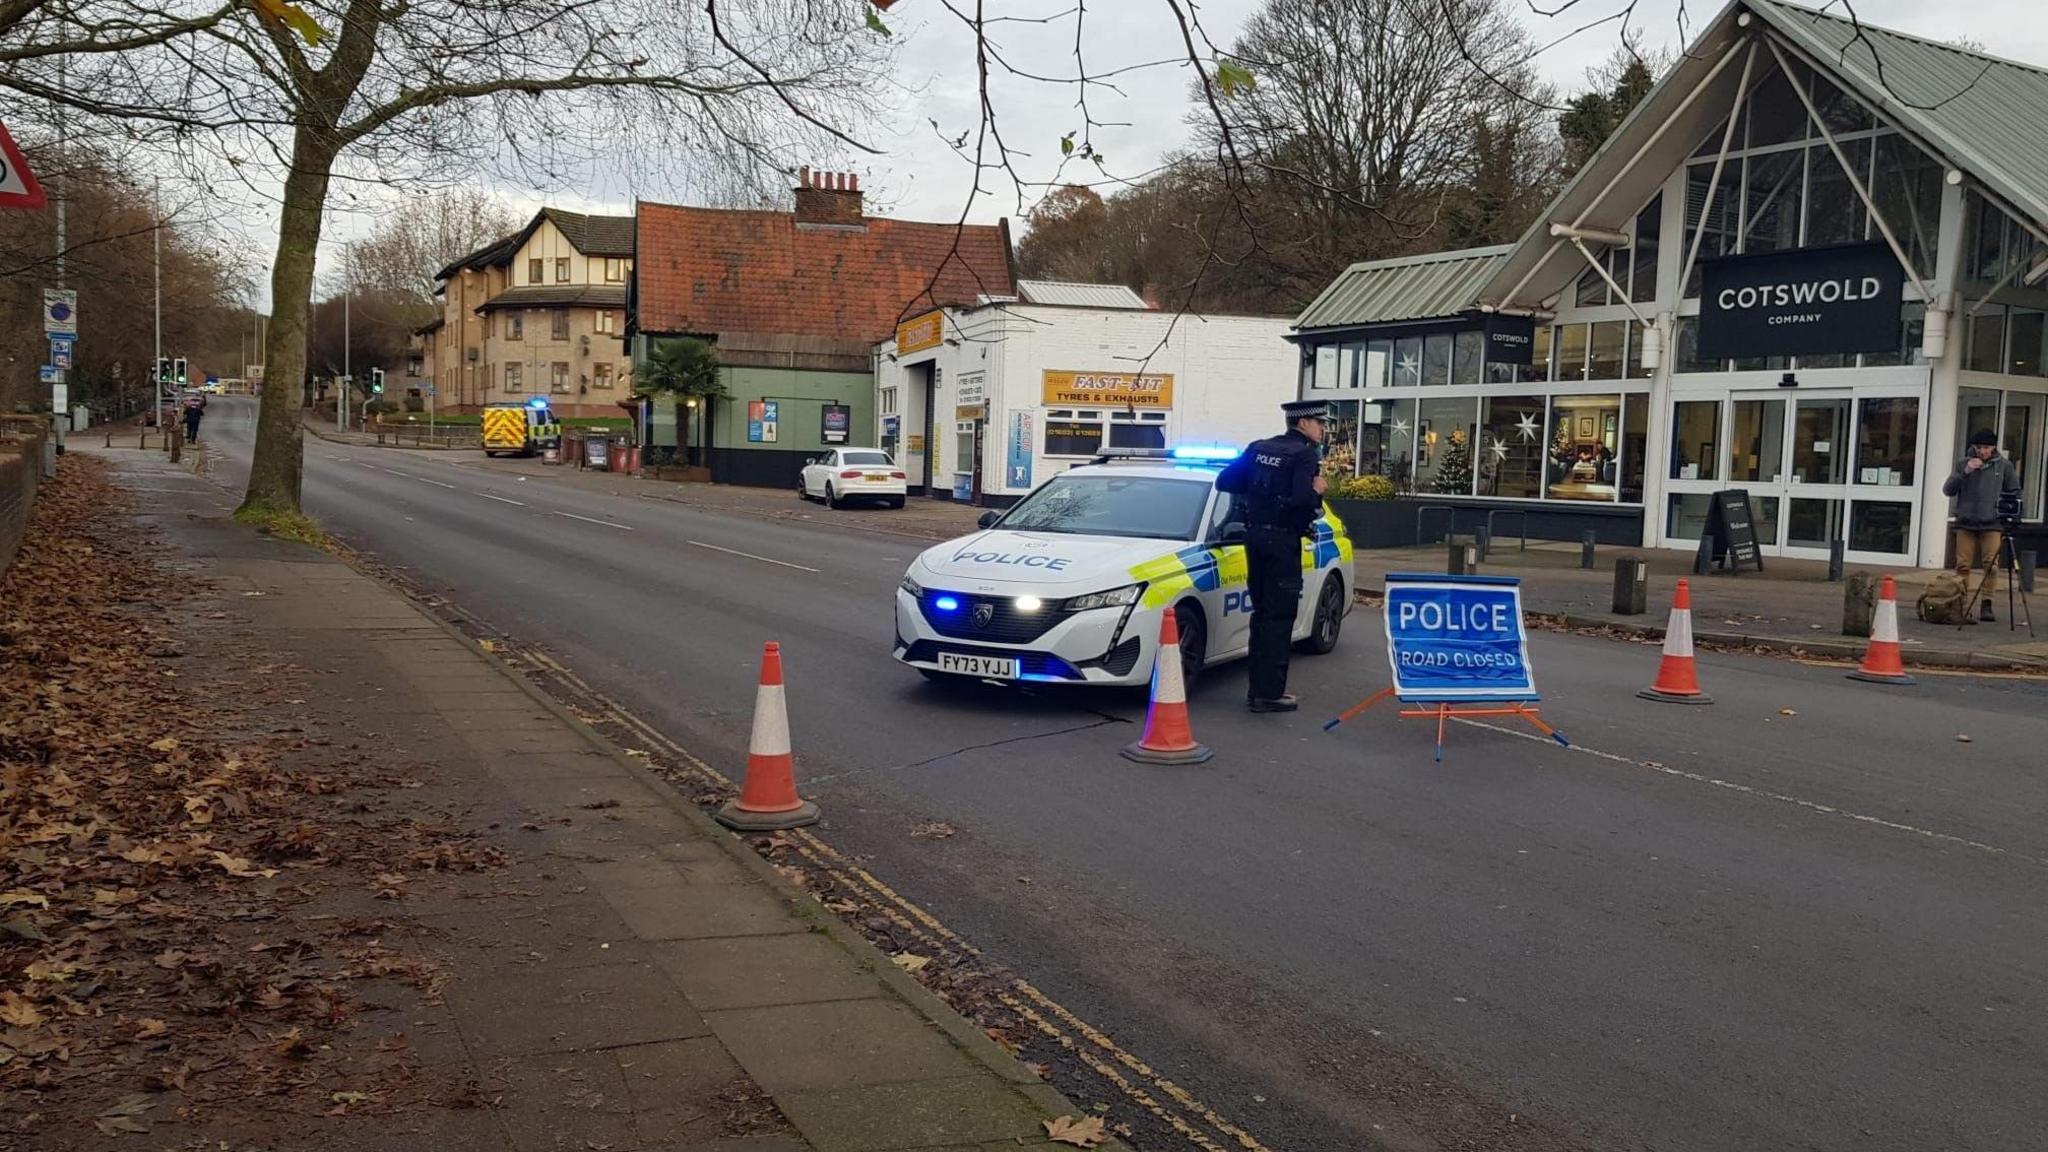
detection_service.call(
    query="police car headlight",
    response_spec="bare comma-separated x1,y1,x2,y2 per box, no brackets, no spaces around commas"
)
1062,583,1144,612
899,574,924,599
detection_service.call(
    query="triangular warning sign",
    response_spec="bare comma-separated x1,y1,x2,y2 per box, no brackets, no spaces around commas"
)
0,120,46,211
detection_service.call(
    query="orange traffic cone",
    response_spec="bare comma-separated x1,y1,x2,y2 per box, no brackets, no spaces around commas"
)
1638,578,1712,704
1848,575,1916,686
1122,608,1214,765
716,642,822,830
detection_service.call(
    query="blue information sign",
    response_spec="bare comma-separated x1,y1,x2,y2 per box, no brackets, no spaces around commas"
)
1383,574,1537,702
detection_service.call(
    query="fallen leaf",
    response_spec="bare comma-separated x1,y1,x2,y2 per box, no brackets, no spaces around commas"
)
0,890,50,909
210,851,279,879
910,821,956,840
183,795,215,824
891,952,931,973
135,1018,169,1039
272,1027,314,1059
1045,1114,1110,1148
984,1026,1021,1055
476,638,499,653
330,1090,368,1104
0,993,46,1028
0,918,47,942
1955,733,1973,743
1778,708,1798,716
1026,1061,1053,1079
149,737,180,752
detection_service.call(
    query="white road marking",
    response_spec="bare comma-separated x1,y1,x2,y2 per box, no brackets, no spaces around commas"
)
417,477,457,489
475,492,526,507
554,511,633,531
687,540,820,573
1455,718,2045,869
381,468,412,478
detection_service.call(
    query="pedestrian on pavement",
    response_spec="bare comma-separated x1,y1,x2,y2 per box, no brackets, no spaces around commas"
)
182,391,206,445
1217,399,1329,713
1942,427,2020,623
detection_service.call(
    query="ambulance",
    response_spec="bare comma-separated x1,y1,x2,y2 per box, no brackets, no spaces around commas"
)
894,447,1354,687
482,398,562,457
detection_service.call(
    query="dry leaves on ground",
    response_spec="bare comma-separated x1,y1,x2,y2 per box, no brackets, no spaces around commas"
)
1045,1113,1112,1147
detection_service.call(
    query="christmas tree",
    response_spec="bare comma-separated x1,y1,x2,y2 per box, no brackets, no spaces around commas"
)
1431,430,1473,494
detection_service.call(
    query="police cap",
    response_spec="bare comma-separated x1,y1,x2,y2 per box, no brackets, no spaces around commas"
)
1282,400,1328,421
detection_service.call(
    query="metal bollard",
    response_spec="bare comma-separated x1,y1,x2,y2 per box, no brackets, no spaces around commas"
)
1447,539,1479,576
2022,550,2038,594
1612,557,1648,615
169,425,182,464
1474,524,1491,562
1580,529,1597,570
1827,539,1845,582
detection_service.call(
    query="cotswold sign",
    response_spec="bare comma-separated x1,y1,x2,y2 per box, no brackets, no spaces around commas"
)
1696,243,1902,361
1482,313,1536,366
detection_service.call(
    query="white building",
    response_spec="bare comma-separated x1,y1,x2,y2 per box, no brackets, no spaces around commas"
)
874,281,1299,504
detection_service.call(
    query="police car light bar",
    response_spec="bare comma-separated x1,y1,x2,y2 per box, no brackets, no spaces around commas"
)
1092,447,1172,462
526,396,551,410
1170,445,1238,461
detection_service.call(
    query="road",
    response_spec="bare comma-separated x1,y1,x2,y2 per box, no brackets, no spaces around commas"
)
197,398,2048,1152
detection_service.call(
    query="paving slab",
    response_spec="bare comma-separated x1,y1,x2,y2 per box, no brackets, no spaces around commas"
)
605,876,806,941
707,1000,978,1093
653,934,884,1011
449,959,712,1057
773,1077,1051,1152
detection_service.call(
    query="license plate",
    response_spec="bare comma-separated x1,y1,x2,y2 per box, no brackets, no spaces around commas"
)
937,652,1019,679
864,473,888,482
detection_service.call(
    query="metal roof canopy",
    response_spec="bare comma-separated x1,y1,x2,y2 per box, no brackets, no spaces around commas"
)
1014,279,1149,309
1291,246,1513,333
1479,0,2048,313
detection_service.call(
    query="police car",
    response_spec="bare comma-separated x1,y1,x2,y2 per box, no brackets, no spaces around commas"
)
894,446,1354,687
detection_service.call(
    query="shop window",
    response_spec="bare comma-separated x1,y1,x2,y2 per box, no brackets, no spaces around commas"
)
1587,321,1625,381
1731,398,1786,483
1323,401,1361,476
1044,413,1102,457
1519,326,1553,384
1362,397,1417,492
1394,337,1424,387
2006,393,2047,518
1871,136,1942,280
1741,150,1801,255
1556,323,1589,382
1849,502,1912,555
1855,396,1919,487
1626,321,1654,379
2007,310,2045,376
1414,396,1478,495
1732,350,1790,373
1575,266,1608,308
1792,397,1851,484
1667,493,1713,540
1671,400,1720,480
1967,308,2007,374
1967,194,2011,283
1452,331,1482,386
1673,316,1713,373
1631,194,1662,304
1621,394,1649,503
1684,163,1740,297
1543,395,1619,503
1478,395,1547,499
1746,65,1808,147
1862,301,1927,368
1107,417,1167,450
1786,498,1845,550
1364,340,1392,389
1423,333,1453,386
1338,343,1361,389
1799,351,1852,370
1803,139,1870,247
1311,345,1339,389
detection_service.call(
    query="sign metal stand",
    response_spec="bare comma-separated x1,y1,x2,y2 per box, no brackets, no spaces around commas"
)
1324,574,1568,761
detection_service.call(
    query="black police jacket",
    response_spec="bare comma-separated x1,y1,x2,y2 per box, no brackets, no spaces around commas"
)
1217,429,1321,535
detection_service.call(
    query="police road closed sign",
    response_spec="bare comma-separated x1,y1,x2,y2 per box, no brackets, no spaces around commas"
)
1383,574,1537,701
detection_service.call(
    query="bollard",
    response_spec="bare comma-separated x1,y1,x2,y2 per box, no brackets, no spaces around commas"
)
1842,571,1877,638
1612,557,1648,615
1580,529,1597,570
1827,539,1845,582
1474,524,1492,563
2022,550,2038,594
169,425,182,464
1447,539,1479,576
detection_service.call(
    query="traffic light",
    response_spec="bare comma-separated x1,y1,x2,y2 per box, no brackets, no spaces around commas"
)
174,357,188,387
369,367,385,395
156,358,173,386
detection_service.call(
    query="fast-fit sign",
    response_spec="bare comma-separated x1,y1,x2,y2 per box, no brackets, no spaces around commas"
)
1040,370,1175,409
896,311,944,355
1696,243,1902,361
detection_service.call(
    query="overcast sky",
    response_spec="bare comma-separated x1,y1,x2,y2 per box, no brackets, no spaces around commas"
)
277,0,2048,304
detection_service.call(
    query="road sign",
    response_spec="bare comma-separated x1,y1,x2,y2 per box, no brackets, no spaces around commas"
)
43,289,77,336
0,120,45,211
39,365,57,384
1383,574,1538,702
50,339,71,370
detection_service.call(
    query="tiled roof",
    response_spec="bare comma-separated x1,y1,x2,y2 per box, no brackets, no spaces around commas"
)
542,209,635,257
1014,280,1149,309
633,201,1014,342
434,232,521,282
1292,246,1511,331
473,285,627,312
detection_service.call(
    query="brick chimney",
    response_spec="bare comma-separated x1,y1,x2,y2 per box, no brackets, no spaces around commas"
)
794,167,863,225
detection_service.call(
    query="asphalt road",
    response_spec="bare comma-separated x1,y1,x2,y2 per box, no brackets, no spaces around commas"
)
197,399,2048,1152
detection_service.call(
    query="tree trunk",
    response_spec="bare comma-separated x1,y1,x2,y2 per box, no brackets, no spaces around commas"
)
238,135,335,518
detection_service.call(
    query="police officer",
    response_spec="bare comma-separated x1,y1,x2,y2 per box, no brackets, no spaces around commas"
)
1217,400,1328,712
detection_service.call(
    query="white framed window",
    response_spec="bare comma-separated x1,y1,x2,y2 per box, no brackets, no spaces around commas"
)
505,311,523,340
880,386,898,415
503,363,523,392
554,257,571,283
604,258,626,283
550,362,570,392
1041,408,1169,456
596,310,616,335
593,363,615,389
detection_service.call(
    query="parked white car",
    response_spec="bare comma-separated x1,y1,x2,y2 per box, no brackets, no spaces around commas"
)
799,448,908,509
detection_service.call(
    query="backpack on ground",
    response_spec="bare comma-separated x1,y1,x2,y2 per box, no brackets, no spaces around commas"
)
1916,571,1973,625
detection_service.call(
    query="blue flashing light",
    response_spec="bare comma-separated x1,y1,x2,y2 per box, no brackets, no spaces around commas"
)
1170,445,1237,461
933,595,961,612
526,396,551,410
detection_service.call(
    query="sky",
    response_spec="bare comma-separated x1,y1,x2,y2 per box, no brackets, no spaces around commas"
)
257,0,2048,305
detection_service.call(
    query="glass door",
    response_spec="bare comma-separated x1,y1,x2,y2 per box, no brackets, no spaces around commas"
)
1783,393,1852,558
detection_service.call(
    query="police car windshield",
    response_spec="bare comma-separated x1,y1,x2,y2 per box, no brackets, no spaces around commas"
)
997,474,1210,541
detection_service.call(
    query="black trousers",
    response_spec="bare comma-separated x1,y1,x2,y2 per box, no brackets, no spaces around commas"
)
183,413,201,441
1245,529,1304,701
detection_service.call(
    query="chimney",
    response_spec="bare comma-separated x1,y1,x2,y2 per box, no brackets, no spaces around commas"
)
794,168,864,225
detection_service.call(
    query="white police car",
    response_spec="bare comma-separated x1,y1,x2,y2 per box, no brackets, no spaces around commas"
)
894,447,1354,687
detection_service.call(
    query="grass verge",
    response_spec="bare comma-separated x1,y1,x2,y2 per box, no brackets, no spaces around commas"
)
233,504,331,549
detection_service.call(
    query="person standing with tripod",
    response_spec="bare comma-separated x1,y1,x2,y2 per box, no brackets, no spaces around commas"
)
1942,428,2021,623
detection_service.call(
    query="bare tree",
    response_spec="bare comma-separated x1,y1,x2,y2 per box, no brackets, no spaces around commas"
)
0,0,889,521
342,188,520,308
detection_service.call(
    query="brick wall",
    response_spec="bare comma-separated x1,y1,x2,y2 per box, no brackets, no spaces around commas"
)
0,416,48,577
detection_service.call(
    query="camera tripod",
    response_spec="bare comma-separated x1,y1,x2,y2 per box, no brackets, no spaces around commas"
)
1960,526,2035,638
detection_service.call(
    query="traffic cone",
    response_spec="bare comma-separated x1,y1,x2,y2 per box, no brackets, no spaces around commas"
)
1638,578,1712,704
1848,575,1916,686
716,642,821,830
1121,608,1214,765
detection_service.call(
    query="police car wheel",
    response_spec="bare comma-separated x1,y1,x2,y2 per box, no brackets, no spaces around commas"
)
1175,601,1208,687
1297,576,1344,656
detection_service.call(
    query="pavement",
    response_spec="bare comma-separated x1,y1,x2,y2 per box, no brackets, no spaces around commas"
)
77,433,1112,1152
203,398,2048,1152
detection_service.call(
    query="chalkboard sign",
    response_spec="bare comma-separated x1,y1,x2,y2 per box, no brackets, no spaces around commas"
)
1705,489,1765,573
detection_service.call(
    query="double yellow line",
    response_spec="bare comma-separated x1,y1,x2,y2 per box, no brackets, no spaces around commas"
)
513,645,1277,1152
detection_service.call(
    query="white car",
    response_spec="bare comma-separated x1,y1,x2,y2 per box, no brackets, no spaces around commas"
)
799,448,908,509
894,447,1355,687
